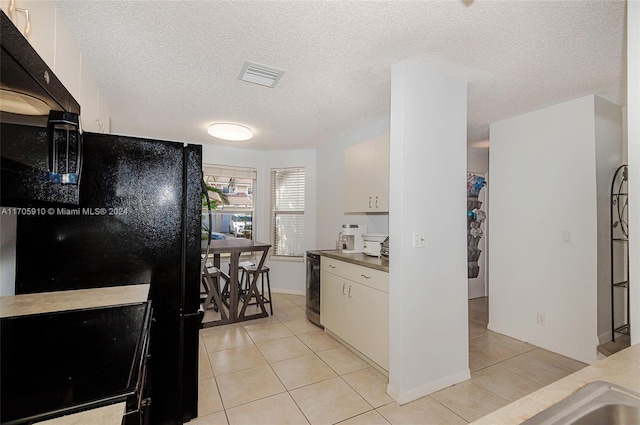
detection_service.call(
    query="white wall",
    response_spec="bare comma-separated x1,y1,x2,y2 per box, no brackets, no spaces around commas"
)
489,95,621,364
594,97,624,343
387,60,469,403
468,148,489,174
628,0,640,345
201,144,316,295
315,118,390,250
0,214,17,296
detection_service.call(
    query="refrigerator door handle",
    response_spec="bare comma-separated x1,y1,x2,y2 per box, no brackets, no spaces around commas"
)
181,307,205,320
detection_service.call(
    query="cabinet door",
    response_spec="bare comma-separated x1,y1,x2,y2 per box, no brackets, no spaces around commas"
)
97,91,110,133
320,270,346,335
1,1,55,67
343,134,389,213
53,7,81,102
373,134,390,212
348,281,389,370
79,62,99,132
344,139,375,212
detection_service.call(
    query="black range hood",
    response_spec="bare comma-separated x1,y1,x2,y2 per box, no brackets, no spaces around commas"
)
1,10,82,206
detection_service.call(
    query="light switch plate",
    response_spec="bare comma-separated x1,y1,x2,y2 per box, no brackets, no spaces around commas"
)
412,232,425,248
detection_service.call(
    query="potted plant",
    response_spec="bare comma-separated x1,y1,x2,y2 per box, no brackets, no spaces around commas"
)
202,183,229,240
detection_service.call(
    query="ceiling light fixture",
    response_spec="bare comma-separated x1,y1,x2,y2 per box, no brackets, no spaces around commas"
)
207,123,253,141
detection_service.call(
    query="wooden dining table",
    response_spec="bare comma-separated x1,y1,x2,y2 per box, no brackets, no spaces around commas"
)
201,238,271,327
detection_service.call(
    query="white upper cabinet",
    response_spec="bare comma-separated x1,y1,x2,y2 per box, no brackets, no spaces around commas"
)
53,7,80,102
79,59,99,132
80,58,111,133
97,90,110,133
344,133,390,213
1,1,56,68
1,2,110,133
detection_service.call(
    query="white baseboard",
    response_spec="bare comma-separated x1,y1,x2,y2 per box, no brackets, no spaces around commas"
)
468,278,486,299
386,368,471,405
271,288,306,296
598,330,613,345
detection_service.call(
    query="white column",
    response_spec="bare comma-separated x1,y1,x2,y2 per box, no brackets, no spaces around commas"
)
387,60,469,403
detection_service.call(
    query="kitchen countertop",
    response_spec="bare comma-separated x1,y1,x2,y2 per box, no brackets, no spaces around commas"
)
472,343,640,424
39,402,126,425
0,283,150,317
320,249,389,272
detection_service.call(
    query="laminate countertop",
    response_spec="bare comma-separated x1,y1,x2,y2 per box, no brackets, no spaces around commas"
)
472,343,640,424
0,284,150,425
0,283,150,318
320,250,389,272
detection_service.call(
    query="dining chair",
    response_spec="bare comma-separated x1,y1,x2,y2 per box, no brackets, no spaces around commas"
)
201,264,221,311
239,263,273,315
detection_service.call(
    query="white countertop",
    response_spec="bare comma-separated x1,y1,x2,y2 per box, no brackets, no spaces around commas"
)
0,284,150,317
472,343,640,424
38,403,127,425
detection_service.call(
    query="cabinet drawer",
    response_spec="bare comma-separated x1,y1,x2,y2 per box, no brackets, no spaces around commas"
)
321,257,388,293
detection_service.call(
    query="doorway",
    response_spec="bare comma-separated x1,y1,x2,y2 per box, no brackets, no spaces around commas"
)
467,172,487,299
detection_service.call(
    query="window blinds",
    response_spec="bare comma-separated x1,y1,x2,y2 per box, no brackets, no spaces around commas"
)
271,168,305,257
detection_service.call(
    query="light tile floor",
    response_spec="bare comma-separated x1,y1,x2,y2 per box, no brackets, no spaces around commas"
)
193,295,587,425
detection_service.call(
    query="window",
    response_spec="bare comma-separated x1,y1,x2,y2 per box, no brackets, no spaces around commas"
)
271,167,305,257
202,165,256,240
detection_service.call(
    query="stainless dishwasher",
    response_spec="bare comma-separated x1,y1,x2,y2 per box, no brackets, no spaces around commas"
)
305,251,323,328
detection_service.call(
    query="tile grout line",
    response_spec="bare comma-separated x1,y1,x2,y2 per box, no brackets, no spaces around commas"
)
200,295,574,424
425,393,473,424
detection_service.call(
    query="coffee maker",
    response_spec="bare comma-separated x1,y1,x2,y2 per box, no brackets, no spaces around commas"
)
339,224,367,253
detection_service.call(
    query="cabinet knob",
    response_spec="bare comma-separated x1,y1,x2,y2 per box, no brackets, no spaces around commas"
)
368,196,372,208
375,196,379,208
348,285,352,298
342,283,346,295
329,264,336,269
360,274,371,279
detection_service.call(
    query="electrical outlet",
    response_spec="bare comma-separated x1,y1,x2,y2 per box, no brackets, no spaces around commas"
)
412,232,426,248
537,312,546,327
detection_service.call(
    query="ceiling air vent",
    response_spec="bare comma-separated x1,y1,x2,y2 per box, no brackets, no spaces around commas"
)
238,61,284,88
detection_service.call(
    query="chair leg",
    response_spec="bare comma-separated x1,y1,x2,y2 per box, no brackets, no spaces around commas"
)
245,271,258,306
264,271,273,315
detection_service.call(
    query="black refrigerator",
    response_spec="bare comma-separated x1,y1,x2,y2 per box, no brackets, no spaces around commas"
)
1,11,202,423
5,129,204,424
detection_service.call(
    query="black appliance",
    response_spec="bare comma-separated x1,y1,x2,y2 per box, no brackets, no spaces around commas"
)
1,11,82,206
306,251,323,328
10,134,204,425
1,11,204,424
1,302,152,425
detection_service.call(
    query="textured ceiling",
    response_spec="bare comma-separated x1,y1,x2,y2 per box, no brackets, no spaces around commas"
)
56,1,626,151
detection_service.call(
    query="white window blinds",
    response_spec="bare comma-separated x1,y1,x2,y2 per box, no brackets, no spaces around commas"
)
271,167,305,257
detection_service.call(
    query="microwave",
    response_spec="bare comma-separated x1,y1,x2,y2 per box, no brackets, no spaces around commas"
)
1,11,82,206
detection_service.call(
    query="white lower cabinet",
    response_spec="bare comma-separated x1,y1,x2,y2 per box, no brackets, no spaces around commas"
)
320,257,389,371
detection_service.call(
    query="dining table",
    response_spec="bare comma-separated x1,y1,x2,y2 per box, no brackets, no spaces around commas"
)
201,238,271,327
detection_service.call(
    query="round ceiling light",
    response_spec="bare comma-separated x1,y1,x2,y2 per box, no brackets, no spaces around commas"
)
207,123,253,141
